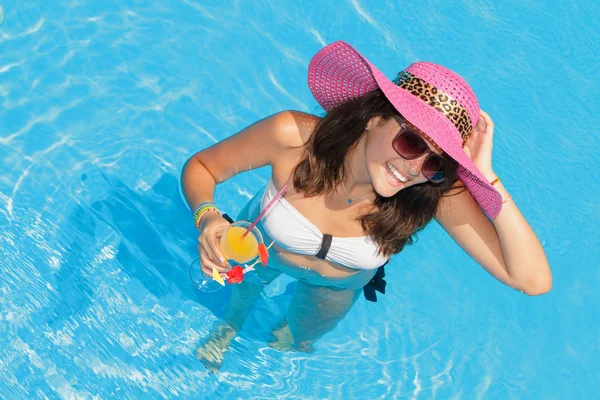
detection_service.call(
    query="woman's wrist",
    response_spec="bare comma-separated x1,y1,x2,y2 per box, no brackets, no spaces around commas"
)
486,175,514,219
195,208,222,229
481,169,498,183
193,202,221,229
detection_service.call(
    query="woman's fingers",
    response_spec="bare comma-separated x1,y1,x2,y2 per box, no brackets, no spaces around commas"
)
207,235,228,267
474,115,486,135
479,110,494,134
198,232,229,267
480,109,492,123
199,252,228,276
196,221,233,278
202,239,222,267
201,263,212,277
198,243,230,275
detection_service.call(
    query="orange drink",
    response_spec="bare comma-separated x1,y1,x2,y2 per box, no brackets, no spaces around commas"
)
220,221,264,264
224,226,258,260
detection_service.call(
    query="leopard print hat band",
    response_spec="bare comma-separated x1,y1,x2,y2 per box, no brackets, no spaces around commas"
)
393,71,472,146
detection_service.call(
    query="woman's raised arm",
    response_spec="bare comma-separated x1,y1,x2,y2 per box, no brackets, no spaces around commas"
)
435,111,552,296
436,181,552,295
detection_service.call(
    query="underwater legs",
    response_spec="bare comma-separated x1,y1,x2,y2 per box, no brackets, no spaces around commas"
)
269,280,362,352
196,265,281,372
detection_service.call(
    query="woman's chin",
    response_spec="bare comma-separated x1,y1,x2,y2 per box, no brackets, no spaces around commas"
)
373,177,404,198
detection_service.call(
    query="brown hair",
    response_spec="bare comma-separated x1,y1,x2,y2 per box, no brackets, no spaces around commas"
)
293,89,460,258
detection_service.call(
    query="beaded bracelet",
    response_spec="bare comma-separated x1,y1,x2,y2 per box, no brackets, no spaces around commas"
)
193,204,221,229
193,201,215,216
192,201,215,225
194,207,220,229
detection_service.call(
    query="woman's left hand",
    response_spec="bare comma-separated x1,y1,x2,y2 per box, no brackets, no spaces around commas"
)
464,110,496,181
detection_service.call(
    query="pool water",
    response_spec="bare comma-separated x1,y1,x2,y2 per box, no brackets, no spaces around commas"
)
1,1,598,398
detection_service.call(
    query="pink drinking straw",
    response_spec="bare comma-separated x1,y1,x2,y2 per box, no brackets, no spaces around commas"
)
241,184,287,239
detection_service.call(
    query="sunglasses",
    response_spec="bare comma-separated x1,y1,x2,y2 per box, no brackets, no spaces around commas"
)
391,119,447,184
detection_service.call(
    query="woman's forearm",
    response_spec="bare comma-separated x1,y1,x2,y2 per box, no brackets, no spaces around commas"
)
181,155,218,211
491,179,552,295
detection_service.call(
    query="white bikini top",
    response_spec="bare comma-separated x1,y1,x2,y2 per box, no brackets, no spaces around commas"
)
259,179,389,270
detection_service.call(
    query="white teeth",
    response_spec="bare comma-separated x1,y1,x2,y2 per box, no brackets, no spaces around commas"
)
386,162,407,183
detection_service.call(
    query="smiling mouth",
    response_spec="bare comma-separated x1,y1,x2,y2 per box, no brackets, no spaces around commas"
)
385,162,409,183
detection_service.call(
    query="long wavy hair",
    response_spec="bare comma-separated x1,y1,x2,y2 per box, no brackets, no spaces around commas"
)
293,89,460,258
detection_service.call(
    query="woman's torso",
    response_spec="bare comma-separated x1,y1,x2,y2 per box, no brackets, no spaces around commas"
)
250,112,386,290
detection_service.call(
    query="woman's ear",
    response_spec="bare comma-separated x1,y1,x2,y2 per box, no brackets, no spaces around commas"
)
365,117,379,131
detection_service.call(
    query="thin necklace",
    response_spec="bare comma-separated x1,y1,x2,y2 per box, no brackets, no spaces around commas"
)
341,181,373,204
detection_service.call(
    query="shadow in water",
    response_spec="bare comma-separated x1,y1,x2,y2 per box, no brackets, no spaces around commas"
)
85,171,234,317
38,171,237,333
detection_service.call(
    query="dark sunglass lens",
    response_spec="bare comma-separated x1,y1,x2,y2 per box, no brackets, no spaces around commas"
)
393,130,429,159
423,155,446,183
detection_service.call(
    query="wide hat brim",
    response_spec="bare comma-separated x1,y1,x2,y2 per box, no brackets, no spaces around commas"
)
308,41,502,218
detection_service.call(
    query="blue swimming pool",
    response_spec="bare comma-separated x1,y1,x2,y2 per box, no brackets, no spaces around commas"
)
1,1,598,398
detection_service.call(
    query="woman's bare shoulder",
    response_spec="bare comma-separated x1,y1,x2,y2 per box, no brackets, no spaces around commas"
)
274,110,321,148
270,111,320,177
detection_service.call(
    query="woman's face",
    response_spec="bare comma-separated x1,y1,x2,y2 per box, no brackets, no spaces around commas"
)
364,116,443,198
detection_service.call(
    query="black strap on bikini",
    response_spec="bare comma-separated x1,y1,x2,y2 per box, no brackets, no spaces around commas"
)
363,260,389,302
222,213,234,224
315,233,333,259
315,233,388,302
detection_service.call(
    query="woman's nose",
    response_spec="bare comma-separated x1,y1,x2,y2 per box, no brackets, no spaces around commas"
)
403,155,427,177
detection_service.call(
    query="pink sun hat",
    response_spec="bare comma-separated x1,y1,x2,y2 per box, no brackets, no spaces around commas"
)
308,40,502,219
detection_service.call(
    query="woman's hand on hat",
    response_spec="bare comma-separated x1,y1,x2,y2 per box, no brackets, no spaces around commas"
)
464,110,497,181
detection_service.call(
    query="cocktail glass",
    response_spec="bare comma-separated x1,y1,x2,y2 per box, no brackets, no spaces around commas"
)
189,221,264,291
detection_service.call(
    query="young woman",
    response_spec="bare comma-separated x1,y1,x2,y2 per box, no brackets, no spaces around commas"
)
181,41,551,370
